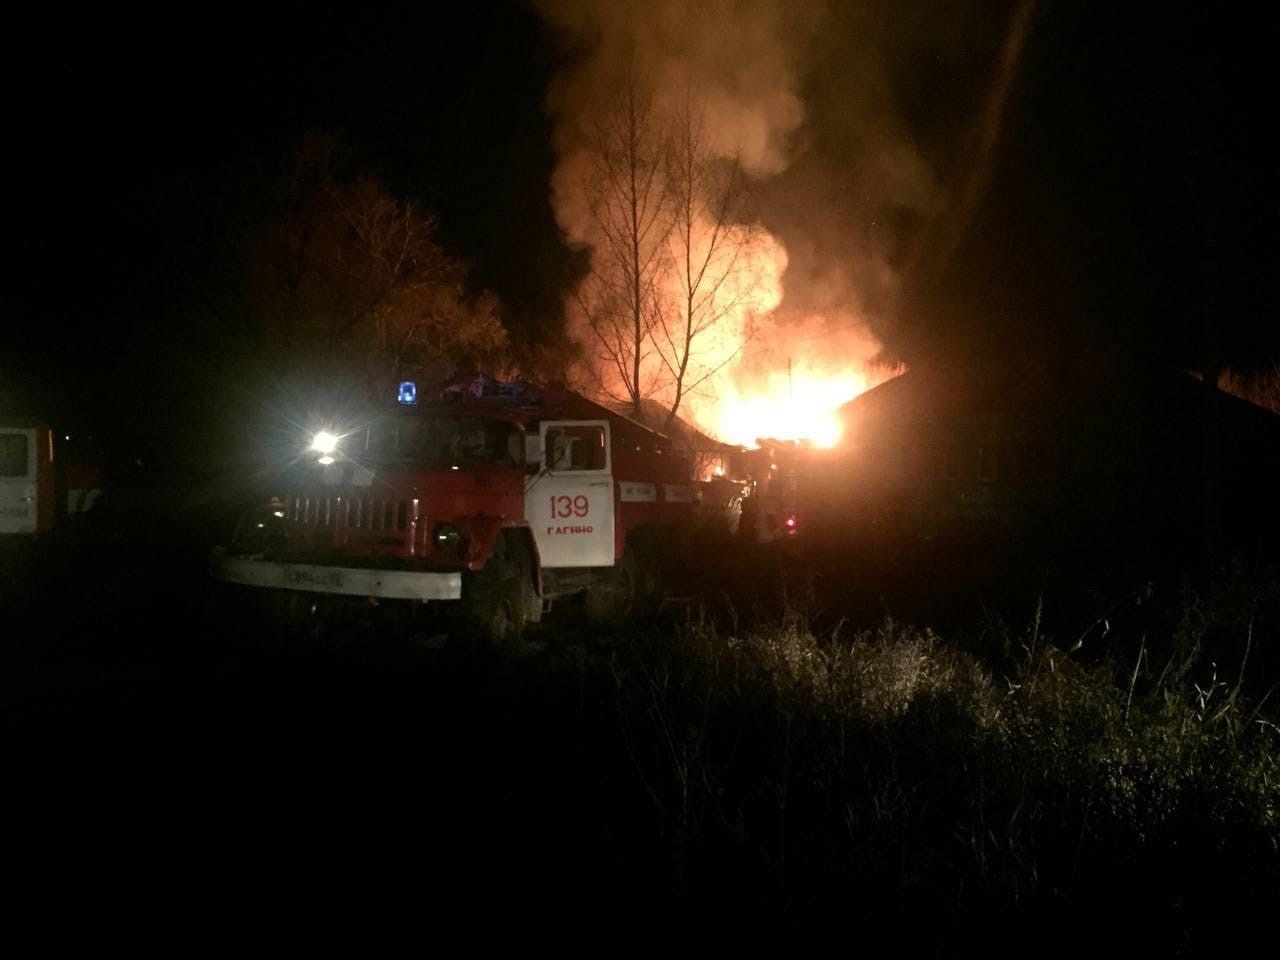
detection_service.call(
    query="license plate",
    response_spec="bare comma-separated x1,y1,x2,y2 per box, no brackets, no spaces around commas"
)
285,567,345,589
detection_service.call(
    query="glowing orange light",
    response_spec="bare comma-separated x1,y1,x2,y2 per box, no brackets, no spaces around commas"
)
569,206,892,451
713,369,870,449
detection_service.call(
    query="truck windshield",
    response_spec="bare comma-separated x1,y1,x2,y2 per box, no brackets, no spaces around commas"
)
359,415,522,468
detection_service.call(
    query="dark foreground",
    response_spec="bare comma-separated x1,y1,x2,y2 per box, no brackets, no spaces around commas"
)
6,534,1278,956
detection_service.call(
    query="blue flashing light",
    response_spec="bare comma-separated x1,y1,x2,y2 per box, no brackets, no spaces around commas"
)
397,381,417,405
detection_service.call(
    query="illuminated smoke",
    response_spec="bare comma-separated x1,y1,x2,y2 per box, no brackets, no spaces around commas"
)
539,1,1001,446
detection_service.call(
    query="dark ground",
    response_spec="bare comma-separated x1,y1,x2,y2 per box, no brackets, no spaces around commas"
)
6,507,1278,956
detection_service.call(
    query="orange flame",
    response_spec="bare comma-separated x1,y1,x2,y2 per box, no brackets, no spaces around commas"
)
571,213,889,449
666,229,885,449
712,367,872,448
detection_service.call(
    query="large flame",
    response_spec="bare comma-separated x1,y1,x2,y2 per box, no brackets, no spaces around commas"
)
712,366,871,448
572,218,885,450
560,154,890,450
673,232,887,449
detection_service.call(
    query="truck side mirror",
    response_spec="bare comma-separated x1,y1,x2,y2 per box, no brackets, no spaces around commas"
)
525,434,543,467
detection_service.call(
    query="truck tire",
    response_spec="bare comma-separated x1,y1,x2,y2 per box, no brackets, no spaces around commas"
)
584,548,638,627
458,557,527,650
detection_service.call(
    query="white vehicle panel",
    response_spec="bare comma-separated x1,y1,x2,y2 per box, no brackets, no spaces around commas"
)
213,555,463,600
0,428,37,534
526,420,616,568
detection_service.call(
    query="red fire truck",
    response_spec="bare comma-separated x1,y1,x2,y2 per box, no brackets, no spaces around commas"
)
210,376,711,642
734,439,806,545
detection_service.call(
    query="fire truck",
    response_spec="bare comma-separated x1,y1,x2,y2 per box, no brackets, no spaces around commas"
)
734,439,805,545
210,375,710,642
0,421,103,538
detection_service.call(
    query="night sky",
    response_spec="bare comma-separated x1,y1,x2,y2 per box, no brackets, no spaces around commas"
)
4,2,1276,452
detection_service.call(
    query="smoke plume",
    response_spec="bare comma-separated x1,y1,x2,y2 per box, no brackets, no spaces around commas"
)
539,0,1020,444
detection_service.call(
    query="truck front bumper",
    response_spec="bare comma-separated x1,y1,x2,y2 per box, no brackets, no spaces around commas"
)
211,553,462,601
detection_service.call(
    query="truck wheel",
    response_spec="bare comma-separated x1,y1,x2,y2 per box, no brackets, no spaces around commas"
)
458,559,527,650
584,548,638,627
279,590,331,649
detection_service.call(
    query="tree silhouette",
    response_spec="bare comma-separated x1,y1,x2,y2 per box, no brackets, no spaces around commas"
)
243,135,507,393
571,73,673,421
567,72,767,430
657,89,761,431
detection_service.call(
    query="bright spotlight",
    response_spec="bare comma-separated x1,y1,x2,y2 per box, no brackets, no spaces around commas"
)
311,431,338,455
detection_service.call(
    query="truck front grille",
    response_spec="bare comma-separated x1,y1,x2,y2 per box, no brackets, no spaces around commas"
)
286,495,411,531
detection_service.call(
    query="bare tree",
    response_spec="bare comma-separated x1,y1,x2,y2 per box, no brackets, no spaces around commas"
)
656,90,760,431
575,72,674,421
568,70,771,430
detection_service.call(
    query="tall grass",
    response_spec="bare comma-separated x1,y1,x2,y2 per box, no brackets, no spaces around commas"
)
594,594,1278,948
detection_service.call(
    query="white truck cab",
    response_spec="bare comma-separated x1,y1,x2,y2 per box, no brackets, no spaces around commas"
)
526,420,616,568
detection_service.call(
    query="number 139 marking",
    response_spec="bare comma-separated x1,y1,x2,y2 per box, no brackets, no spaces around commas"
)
550,495,590,518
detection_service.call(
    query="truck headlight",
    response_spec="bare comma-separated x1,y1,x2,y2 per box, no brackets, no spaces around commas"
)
310,431,338,455
432,522,466,561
